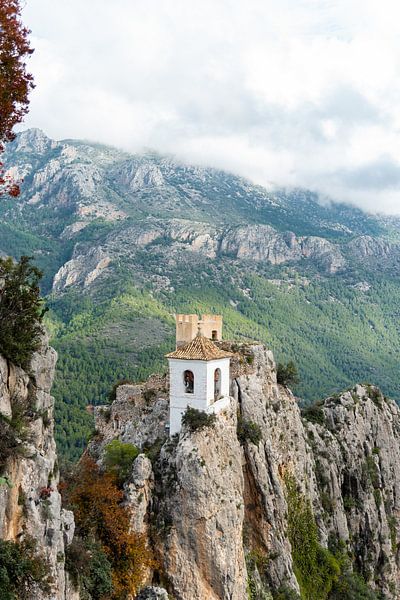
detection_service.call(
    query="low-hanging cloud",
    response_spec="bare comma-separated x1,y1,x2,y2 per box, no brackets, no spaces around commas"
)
21,0,400,214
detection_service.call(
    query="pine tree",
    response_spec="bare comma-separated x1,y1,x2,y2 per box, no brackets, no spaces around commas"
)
0,256,45,368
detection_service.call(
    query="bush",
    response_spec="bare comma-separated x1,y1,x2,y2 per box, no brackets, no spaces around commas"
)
0,416,20,473
0,399,32,473
181,407,217,432
284,474,340,600
277,361,300,387
0,537,53,600
301,401,325,426
0,256,46,369
66,537,112,599
104,439,139,482
273,586,301,600
144,437,164,464
329,571,384,600
237,416,262,446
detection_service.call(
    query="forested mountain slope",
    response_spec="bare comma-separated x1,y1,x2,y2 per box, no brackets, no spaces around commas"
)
2,128,400,459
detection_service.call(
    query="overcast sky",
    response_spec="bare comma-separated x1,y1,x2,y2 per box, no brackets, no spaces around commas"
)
22,0,400,214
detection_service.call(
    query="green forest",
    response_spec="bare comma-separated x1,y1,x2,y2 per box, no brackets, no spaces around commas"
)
45,255,400,461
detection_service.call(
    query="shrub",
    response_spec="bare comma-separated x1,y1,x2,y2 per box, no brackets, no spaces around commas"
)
245,551,273,600
0,537,53,600
0,416,20,473
284,474,340,600
143,388,157,403
329,570,384,599
301,401,325,426
273,586,301,600
181,407,217,432
277,361,300,387
0,400,32,473
66,537,112,599
237,416,262,446
0,256,46,369
363,455,380,490
144,437,165,464
104,439,139,482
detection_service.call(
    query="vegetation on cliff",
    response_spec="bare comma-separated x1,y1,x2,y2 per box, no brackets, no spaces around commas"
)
64,455,153,599
0,256,45,368
284,474,388,600
0,538,52,600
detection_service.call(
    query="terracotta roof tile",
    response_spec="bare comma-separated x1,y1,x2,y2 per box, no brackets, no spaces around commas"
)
166,334,232,361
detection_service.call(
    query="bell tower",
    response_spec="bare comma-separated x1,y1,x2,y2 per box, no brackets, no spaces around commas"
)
166,333,232,436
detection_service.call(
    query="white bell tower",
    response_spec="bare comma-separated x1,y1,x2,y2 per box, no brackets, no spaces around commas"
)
166,333,232,436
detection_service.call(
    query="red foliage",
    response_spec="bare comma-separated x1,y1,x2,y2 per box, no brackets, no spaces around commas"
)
0,0,34,196
39,486,53,499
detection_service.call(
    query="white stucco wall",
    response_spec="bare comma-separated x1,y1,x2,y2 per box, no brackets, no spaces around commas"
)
168,357,230,435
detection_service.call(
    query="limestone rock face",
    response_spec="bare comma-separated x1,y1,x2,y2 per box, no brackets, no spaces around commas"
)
135,587,169,600
124,454,154,535
219,225,345,273
95,343,400,600
305,385,400,596
0,340,77,600
155,399,246,600
52,220,347,292
52,247,111,291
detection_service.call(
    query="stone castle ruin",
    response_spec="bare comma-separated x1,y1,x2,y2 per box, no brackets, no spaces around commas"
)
175,314,222,348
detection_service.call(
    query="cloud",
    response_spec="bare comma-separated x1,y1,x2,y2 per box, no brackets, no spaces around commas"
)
21,0,400,214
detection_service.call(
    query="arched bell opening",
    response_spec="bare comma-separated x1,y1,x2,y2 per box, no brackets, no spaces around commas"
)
183,370,194,394
214,368,221,400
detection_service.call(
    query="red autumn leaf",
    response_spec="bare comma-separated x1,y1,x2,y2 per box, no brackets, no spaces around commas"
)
0,0,34,197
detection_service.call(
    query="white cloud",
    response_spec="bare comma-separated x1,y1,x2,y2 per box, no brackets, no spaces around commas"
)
21,0,400,214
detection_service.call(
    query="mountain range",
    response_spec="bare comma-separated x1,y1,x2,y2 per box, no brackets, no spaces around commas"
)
2,128,400,460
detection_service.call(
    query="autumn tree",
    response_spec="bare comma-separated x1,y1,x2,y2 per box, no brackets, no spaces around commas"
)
67,455,154,599
0,0,34,196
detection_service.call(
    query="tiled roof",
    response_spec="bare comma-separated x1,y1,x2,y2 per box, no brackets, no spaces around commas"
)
166,334,232,361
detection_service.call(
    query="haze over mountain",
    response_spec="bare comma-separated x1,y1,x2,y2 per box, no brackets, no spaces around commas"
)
2,128,400,459
23,0,400,213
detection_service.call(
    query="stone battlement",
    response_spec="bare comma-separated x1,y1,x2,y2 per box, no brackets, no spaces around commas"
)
175,313,222,347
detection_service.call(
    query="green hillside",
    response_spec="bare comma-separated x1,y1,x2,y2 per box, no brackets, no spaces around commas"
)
47,257,400,460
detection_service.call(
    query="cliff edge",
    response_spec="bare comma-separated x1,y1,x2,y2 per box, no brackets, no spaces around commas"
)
91,342,400,599
0,338,77,600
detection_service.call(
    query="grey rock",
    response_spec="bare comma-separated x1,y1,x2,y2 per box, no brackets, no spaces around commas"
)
0,341,77,600
99,342,400,599
135,587,169,600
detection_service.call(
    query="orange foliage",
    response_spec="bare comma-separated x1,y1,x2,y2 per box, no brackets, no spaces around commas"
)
69,455,153,598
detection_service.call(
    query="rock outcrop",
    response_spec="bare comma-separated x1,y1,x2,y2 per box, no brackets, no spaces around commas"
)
0,339,77,600
91,342,400,599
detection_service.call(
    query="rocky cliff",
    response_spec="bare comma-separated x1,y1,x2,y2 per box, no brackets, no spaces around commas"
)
91,343,400,599
0,339,77,600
